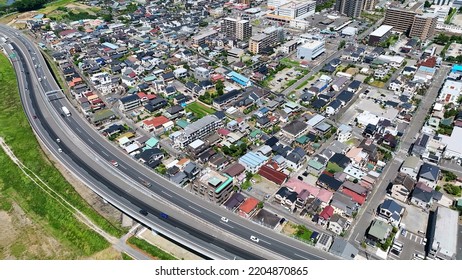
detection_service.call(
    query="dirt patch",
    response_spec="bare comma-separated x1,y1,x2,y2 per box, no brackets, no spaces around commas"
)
84,246,122,260
281,222,298,236
0,202,74,259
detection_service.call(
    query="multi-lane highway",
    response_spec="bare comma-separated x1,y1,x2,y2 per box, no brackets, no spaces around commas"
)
0,25,338,260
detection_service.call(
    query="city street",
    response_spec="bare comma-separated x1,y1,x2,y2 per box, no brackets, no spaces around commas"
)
346,66,450,253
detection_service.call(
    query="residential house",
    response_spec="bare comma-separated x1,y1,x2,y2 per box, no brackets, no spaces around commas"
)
417,162,440,189
399,156,421,180
239,152,268,173
223,192,245,211
164,105,185,120
379,199,404,227
315,233,334,252
257,165,288,185
281,120,309,140
410,182,442,209
317,173,343,192
328,214,349,235
325,99,342,116
307,156,326,176
367,219,392,244
330,192,357,217
391,173,415,202
118,94,141,111
274,187,297,210
329,239,359,260
337,124,352,143
238,197,260,218
318,205,334,226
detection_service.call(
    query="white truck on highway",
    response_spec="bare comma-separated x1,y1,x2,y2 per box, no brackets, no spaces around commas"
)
61,106,71,117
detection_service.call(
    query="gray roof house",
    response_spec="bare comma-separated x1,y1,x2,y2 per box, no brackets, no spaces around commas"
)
417,162,440,188
329,238,358,260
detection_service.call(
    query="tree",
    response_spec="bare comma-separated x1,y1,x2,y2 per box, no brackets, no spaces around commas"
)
199,21,208,27
215,80,224,96
338,40,346,50
257,202,264,209
444,183,461,196
424,0,432,8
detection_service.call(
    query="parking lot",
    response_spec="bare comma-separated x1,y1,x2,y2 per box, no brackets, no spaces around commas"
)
270,68,302,92
245,174,281,202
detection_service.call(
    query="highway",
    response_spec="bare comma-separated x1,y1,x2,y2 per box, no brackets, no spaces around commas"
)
0,25,338,260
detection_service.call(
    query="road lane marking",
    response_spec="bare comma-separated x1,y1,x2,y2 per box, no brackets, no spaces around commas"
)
294,253,306,258
119,165,127,170
219,221,234,228
260,239,271,245
161,190,172,198
101,150,109,156
88,139,94,144
189,206,202,213
76,127,82,133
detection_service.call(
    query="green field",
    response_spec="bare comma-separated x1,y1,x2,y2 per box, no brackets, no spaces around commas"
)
0,54,126,256
185,101,216,118
128,237,177,260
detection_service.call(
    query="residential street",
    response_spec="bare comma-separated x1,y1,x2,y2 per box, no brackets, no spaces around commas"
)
346,66,450,249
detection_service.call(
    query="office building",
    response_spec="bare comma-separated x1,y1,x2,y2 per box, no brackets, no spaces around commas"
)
268,0,316,21
363,0,376,10
410,14,437,40
383,3,422,34
335,0,364,18
296,40,325,60
268,0,289,9
221,17,252,41
175,115,223,148
368,25,393,46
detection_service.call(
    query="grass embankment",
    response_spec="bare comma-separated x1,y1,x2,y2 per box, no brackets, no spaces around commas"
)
121,252,134,260
185,101,216,118
39,0,76,13
0,54,125,256
128,236,177,260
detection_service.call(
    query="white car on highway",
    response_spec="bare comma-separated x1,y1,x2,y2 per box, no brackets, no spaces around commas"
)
250,236,259,243
221,217,229,223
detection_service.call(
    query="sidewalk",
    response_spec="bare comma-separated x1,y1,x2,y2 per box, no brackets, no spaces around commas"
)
137,227,204,260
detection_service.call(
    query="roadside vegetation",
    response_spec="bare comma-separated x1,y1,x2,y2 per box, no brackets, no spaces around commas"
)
0,54,127,256
127,236,177,260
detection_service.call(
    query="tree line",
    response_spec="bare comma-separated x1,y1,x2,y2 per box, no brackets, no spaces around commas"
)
0,0,51,15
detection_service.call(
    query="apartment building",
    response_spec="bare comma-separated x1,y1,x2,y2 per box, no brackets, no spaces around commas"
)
221,17,252,41
192,30,218,45
174,115,223,148
363,0,376,11
248,26,284,54
383,3,423,34
192,169,234,204
335,0,364,18
410,13,438,41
